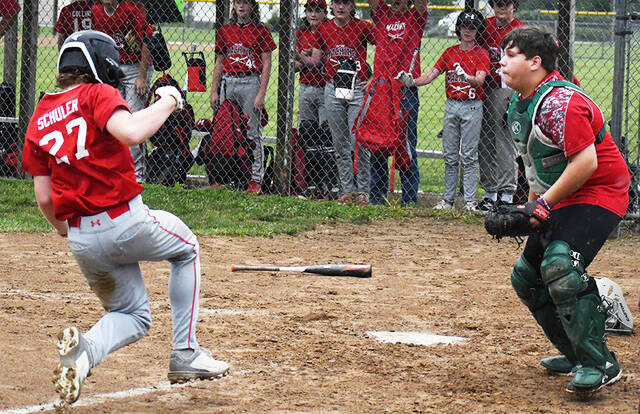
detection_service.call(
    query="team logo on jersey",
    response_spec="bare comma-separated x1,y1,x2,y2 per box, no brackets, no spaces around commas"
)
386,21,406,40
511,121,521,135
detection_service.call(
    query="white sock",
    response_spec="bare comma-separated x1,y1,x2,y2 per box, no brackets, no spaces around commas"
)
501,193,514,203
485,192,497,201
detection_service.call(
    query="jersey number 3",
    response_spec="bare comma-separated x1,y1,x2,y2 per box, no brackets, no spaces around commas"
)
39,117,89,165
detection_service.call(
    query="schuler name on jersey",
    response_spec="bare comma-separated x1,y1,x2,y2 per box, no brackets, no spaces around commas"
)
37,99,79,130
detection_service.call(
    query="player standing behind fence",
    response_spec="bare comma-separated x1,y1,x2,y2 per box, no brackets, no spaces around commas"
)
367,0,427,206
401,9,489,212
91,0,154,184
54,0,96,49
21,31,229,405
501,26,629,394
476,0,524,211
316,0,375,205
0,0,19,39
296,0,327,126
210,0,276,194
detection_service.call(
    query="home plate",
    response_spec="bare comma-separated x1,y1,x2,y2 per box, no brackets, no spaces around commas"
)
366,331,469,346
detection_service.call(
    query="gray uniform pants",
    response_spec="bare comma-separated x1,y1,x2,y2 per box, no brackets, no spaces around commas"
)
222,74,264,184
67,195,201,368
478,87,518,195
119,63,154,184
442,98,483,204
324,83,370,195
299,83,327,125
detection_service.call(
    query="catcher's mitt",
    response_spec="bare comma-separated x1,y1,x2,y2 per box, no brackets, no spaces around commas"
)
124,29,142,54
484,200,551,241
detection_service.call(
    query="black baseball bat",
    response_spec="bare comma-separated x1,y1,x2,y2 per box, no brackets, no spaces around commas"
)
231,264,372,278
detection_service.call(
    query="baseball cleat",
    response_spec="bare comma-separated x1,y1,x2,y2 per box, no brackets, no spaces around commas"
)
168,346,229,384
565,353,621,394
540,355,581,376
53,327,92,404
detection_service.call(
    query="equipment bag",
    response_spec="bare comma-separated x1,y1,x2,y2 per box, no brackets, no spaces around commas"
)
195,100,251,188
143,24,172,71
146,74,195,186
298,120,338,198
183,51,207,92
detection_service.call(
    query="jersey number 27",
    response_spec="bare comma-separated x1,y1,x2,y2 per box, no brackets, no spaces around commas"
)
39,117,89,165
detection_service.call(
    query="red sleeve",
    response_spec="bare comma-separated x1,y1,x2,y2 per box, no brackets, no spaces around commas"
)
365,21,376,45
260,25,277,53
411,6,428,27
215,26,227,54
478,48,490,73
371,2,388,23
91,84,131,131
21,139,51,177
0,0,19,18
54,8,68,34
433,48,449,73
562,93,599,158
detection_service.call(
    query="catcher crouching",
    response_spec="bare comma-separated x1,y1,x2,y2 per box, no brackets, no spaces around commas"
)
486,26,631,394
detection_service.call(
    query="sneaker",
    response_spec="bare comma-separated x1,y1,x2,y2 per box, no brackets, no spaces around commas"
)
565,353,621,393
477,197,496,212
356,192,369,206
246,180,261,194
168,346,230,384
53,327,92,404
464,201,480,213
432,200,453,210
540,355,581,376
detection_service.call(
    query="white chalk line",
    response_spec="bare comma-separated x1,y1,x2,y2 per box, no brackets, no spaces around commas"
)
366,331,470,346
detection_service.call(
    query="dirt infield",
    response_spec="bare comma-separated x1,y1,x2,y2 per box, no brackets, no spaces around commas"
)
1,218,639,413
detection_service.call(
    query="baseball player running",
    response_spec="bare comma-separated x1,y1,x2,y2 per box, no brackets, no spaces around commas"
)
21,30,229,405
500,26,630,394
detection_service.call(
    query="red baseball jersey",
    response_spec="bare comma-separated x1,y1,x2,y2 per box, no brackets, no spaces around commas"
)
533,72,630,217
21,83,143,221
479,16,525,89
297,28,325,86
317,18,375,83
371,4,428,79
54,1,95,41
433,44,490,100
0,0,19,18
91,2,146,65
215,23,277,74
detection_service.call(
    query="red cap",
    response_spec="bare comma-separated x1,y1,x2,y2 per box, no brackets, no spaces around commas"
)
305,0,327,9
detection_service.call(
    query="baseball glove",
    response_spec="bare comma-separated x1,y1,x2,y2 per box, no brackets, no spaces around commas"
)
124,29,142,54
484,200,551,241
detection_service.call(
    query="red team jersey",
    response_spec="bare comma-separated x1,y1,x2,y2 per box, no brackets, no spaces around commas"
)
215,24,277,75
532,72,630,217
54,1,95,41
371,4,428,79
21,84,143,221
91,2,146,65
433,44,490,100
0,0,19,19
316,18,375,83
479,16,525,89
297,28,325,86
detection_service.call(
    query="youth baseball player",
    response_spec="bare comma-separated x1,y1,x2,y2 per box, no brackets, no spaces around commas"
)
399,9,490,212
21,30,229,405
500,26,630,394
209,0,276,194
54,0,95,49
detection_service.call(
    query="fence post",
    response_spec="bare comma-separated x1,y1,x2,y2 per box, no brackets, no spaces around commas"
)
610,0,628,152
275,0,297,195
3,5,19,87
557,0,575,82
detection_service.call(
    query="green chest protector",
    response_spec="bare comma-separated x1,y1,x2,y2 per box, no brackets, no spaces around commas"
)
506,80,606,193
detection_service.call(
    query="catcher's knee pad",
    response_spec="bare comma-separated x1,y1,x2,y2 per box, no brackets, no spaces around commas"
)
511,254,548,310
540,240,589,315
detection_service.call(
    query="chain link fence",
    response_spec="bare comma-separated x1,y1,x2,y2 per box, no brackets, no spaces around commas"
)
0,0,638,212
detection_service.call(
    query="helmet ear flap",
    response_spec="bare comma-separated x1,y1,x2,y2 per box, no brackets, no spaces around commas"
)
103,55,125,88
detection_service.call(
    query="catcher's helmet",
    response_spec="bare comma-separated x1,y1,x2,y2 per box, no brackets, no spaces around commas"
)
455,9,485,38
58,30,124,88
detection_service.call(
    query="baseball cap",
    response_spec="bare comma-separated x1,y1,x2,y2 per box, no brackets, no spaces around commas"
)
306,0,327,8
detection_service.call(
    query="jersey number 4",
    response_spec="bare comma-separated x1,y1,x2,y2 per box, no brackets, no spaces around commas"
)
39,117,89,165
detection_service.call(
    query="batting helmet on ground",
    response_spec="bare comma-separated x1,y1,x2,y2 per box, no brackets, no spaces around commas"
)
455,9,486,38
57,30,124,88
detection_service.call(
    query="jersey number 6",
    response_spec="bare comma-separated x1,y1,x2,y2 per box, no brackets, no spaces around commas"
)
38,117,89,165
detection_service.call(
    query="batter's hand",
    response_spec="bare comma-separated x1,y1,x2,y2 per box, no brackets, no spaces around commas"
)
134,76,148,96
454,63,470,80
254,91,265,113
155,86,184,111
395,71,415,87
210,91,219,110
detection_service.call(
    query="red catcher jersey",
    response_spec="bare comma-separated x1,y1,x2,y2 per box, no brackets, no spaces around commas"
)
371,4,428,79
297,28,325,86
479,16,525,89
54,1,95,40
91,2,146,65
433,44,490,100
215,23,277,74
0,0,19,18
532,72,630,217
21,83,143,221
317,18,375,83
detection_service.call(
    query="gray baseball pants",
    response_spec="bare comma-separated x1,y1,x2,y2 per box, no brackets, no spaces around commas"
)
299,83,327,125
67,195,201,368
478,87,518,195
324,83,370,195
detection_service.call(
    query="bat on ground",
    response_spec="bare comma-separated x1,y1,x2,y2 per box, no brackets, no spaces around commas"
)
231,264,372,278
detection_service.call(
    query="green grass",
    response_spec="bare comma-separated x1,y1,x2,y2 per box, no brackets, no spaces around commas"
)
0,177,482,236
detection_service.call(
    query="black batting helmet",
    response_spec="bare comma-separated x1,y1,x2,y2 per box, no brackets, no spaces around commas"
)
57,30,124,88
455,8,485,38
